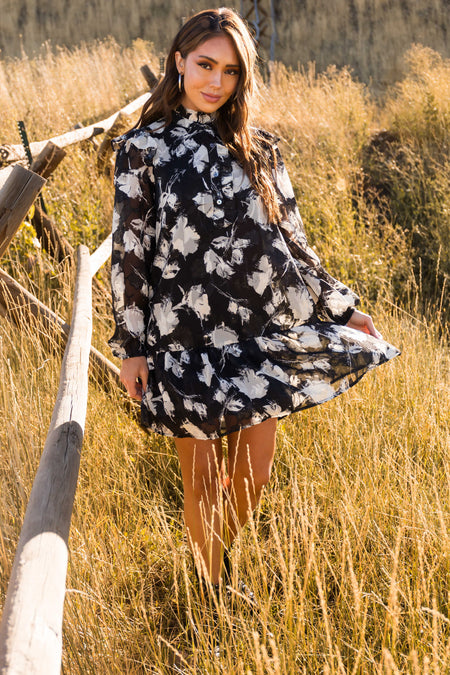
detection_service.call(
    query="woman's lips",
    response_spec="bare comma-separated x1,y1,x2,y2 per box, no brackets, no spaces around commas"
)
201,92,221,102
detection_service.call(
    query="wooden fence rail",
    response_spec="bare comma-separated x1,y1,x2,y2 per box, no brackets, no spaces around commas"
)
0,91,150,165
0,264,120,387
0,246,92,675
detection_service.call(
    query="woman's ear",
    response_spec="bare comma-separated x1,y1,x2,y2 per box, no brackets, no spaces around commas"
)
174,51,184,74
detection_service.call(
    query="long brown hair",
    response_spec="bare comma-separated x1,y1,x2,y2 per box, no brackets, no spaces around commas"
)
136,7,281,224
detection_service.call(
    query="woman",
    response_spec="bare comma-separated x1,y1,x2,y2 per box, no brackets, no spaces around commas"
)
109,8,399,594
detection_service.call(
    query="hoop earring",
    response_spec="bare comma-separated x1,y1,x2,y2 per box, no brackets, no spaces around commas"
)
178,73,183,92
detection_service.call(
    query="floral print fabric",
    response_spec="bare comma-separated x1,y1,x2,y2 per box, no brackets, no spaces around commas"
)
109,106,399,439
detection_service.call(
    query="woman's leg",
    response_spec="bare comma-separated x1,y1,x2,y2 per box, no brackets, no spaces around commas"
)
174,436,225,584
224,418,277,547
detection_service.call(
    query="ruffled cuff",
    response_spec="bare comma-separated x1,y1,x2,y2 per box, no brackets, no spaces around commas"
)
332,305,356,325
108,326,147,360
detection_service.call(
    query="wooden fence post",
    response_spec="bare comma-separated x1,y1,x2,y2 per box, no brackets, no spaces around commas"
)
0,246,92,675
30,141,66,179
31,204,74,262
140,64,159,90
96,111,132,174
0,165,46,259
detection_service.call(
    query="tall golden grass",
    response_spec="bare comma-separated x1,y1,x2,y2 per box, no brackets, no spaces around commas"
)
0,41,449,672
0,0,449,85
0,38,158,141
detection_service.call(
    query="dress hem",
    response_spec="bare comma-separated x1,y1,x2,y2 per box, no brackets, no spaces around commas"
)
138,360,378,440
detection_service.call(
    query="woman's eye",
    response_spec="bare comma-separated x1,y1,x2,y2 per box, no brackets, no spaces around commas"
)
197,62,239,76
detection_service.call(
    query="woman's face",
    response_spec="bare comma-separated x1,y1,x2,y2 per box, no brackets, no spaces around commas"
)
175,34,241,113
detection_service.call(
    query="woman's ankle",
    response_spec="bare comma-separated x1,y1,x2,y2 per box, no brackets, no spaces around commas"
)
193,561,221,591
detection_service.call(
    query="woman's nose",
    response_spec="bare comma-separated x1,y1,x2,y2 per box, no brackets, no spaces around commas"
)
210,70,222,89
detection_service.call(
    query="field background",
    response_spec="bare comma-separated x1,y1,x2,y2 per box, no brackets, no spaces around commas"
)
0,8,450,674
0,0,449,86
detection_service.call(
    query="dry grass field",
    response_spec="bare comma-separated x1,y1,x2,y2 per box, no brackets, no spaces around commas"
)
0,40,449,673
0,0,449,85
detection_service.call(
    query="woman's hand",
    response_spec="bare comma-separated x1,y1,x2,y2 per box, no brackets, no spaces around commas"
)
346,309,383,339
119,356,149,401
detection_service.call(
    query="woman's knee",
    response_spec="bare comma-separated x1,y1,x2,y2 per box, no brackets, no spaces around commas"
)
186,454,222,501
233,462,273,498
228,418,277,493
251,463,273,493
175,438,222,500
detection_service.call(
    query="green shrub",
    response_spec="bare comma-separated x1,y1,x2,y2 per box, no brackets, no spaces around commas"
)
362,46,450,315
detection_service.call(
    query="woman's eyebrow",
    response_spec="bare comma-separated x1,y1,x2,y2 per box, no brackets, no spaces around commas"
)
197,54,240,68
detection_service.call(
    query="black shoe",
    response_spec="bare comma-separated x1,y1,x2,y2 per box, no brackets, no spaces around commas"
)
191,566,223,657
186,612,222,661
189,602,222,659
223,548,256,609
193,565,221,606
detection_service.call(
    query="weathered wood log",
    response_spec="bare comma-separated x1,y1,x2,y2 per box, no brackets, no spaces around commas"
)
96,112,132,173
90,233,112,276
140,64,159,90
31,204,74,262
0,165,46,260
0,246,92,674
30,141,66,179
0,266,121,388
0,92,150,165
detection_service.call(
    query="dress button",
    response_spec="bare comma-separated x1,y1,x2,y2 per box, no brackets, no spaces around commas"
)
216,198,223,205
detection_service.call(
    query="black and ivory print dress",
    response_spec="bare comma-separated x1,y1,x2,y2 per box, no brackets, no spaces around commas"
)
109,105,399,439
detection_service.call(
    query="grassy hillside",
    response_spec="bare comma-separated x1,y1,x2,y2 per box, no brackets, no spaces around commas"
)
271,0,450,86
0,41,449,673
0,0,449,86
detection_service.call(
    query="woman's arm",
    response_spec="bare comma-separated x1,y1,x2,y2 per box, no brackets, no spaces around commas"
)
108,133,156,361
272,144,361,325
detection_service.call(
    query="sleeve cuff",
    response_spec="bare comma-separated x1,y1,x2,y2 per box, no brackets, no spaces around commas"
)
108,330,147,360
333,306,356,325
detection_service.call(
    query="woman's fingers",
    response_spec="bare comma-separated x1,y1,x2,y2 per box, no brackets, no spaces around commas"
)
346,309,383,339
138,362,149,392
363,314,383,339
127,380,142,400
119,356,149,400
120,374,142,400
367,316,383,339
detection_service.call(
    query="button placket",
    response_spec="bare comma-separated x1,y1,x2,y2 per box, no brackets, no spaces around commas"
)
210,141,235,224
208,159,224,222
210,161,223,207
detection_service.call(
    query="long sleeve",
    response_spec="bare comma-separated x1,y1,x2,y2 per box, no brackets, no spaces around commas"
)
108,134,156,359
273,145,359,324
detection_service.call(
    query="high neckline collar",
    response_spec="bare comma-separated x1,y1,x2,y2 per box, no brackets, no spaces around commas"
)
174,105,215,125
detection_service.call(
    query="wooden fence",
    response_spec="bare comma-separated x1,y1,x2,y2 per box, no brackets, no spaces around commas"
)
0,246,92,674
0,92,149,165
0,68,157,673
